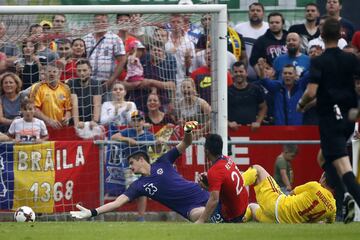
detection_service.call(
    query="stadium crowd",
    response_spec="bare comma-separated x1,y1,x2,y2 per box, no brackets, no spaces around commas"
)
0,1,359,140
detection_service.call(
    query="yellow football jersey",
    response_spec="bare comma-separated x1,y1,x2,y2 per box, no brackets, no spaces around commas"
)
30,82,72,121
278,181,336,223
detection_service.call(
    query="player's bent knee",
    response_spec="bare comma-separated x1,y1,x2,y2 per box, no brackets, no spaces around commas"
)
252,164,269,181
189,206,205,222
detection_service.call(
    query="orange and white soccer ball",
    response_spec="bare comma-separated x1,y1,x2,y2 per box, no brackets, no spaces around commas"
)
14,206,36,222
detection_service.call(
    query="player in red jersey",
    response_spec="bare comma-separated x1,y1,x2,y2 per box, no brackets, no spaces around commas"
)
196,133,249,223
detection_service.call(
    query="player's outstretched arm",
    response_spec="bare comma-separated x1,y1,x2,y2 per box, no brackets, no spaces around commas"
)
176,121,198,153
70,194,130,219
195,191,220,224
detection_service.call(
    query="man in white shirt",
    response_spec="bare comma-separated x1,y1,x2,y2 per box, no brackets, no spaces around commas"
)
234,2,269,80
308,15,347,52
165,14,195,98
83,14,126,101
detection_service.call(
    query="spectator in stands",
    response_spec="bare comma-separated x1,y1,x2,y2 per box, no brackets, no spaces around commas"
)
273,144,298,195
308,45,324,58
39,20,52,34
0,72,23,132
49,14,67,51
177,0,201,45
56,38,74,82
254,59,276,125
326,0,354,42
176,78,211,139
196,13,211,50
194,14,236,70
8,97,48,143
128,14,146,40
110,110,156,222
228,61,267,132
308,15,347,52
30,63,72,129
83,14,126,100
67,59,101,129
165,14,195,96
125,41,176,113
29,23,58,64
259,60,276,80
234,2,269,81
116,13,140,52
250,12,288,77
0,21,19,69
258,62,309,125
100,82,136,126
288,3,320,54
153,27,169,44
273,32,310,78
52,14,66,35
15,39,44,90
145,93,175,126
125,40,145,82
71,38,87,59
190,48,233,104
58,38,87,83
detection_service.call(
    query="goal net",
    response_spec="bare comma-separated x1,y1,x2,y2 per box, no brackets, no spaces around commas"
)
0,4,228,221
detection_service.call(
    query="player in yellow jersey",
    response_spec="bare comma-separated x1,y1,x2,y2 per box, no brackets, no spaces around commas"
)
242,164,336,223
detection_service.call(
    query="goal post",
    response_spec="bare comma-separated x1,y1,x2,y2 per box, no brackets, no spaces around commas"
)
0,4,228,220
0,4,229,153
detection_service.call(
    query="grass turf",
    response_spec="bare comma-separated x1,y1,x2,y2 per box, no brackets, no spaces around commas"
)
1,222,360,240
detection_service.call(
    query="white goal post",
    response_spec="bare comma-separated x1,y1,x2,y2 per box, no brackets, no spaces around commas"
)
0,4,229,153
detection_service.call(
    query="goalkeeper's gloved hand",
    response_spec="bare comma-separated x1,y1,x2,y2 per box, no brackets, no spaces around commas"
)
70,204,94,219
184,121,198,133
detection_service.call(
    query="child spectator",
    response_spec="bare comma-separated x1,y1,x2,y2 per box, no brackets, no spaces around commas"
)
8,98,48,143
125,40,146,82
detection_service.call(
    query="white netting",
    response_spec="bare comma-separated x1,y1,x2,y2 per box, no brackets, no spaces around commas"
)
0,5,226,221
0,12,215,138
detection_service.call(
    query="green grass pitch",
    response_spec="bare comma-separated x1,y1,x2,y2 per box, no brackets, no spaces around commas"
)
1,222,360,240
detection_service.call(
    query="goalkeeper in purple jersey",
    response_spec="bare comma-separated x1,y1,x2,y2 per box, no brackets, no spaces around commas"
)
71,121,212,222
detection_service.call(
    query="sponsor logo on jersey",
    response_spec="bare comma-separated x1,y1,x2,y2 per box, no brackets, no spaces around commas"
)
157,168,163,175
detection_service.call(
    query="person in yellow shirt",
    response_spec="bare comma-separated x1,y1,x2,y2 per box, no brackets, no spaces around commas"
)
242,164,336,223
30,63,72,129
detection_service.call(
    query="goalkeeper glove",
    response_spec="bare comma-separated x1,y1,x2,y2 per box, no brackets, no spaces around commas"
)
184,121,198,133
70,204,97,219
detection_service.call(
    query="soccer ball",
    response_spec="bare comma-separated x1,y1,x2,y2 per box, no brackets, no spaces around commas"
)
14,206,36,222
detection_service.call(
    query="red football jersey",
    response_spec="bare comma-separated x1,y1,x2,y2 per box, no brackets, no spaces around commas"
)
208,156,248,220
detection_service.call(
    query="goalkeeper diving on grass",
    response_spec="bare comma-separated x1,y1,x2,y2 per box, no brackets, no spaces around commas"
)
71,121,222,222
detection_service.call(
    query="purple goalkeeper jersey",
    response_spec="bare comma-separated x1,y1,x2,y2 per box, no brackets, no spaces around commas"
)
124,147,209,220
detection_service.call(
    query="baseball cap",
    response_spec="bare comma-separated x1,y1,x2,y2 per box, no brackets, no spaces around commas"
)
127,40,146,51
131,110,145,120
39,20,53,28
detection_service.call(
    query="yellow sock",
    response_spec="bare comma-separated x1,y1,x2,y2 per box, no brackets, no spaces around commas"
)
243,206,252,222
242,167,257,186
